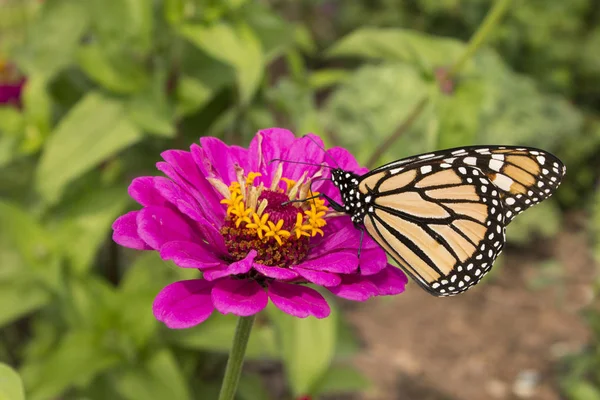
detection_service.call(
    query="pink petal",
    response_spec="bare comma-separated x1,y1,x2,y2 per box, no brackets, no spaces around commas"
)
291,266,341,287
357,247,389,276
253,263,299,280
327,275,379,301
160,241,224,269
297,252,358,274
112,211,152,250
367,265,408,295
268,282,330,319
136,206,201,250
281,134,326,182
152,279,215,329
154,177,205,222
248,128,296,184
128,177,167,207
198,137,238,184
211,278,268,316
203,251,257,281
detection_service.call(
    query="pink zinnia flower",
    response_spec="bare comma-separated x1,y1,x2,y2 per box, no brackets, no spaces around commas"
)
0,61,24,106
112,128,407,328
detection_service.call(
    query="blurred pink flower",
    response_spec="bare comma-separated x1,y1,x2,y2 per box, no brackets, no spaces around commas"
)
0,61,24,107
112,128,407,328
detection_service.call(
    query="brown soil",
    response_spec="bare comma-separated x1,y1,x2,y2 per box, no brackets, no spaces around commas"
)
347,213,596,400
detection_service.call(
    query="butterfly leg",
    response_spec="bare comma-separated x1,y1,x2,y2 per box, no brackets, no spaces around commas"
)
319,193,345,212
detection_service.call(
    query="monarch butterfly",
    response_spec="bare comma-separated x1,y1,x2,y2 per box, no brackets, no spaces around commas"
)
320,145,566,297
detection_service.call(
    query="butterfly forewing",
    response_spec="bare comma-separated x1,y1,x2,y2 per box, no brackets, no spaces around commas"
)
331,145,565,297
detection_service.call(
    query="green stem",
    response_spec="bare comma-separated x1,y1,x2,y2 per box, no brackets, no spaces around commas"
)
217,315,256,400
448,0,512,78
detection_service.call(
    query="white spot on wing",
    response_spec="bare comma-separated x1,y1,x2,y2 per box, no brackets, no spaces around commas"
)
492,174,514,191
489,159,503,172
420,165,432,174
464,157,477,166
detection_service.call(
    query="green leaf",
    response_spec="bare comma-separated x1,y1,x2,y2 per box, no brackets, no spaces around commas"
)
327,28,466,73
87,0,153,54
23,331,121,400
308,69,350,90
77,43,149,94
126,69,175,137
267,303,337,396
0,200,55,273
505,200,561,245
0,363,25,400
51,184,130,274
243,2,295,61
313,365,370,396
564,381,600,400
164,0,185,25
115,349,191,400
167,313,278,360
175,76,215,117
435,78,485,149
0,107,25,166
0,281,50,328
15,0,89,78
322,63,435,165
36,92,143,204
21,75,52,153
178,22,264,104
237,373,270,400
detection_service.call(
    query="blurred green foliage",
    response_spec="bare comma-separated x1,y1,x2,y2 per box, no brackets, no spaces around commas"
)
0,0,599,398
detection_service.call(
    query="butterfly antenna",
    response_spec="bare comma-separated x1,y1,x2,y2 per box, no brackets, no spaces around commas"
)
303,134,342,169
268,158,334,170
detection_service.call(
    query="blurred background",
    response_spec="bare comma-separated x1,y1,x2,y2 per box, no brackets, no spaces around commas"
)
0,0,599,399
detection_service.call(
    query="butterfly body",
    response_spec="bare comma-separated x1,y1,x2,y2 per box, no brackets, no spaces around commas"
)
327,145,566,297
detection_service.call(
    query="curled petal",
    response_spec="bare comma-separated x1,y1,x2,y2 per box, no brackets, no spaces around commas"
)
136,206,201,250
211,278,268,316
291,267,341,287
297,252,358,274
328,275,379,301
248,128,296,183
203,250,257,281
128,177,166,207
253,263,299,280
160,241,224,269
112,211,151,250
198,137,239,184
152,279,215,329
268,282,330,319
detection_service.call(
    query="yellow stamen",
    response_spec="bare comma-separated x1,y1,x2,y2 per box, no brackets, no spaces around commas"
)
265,219,291,246
281,178,296,192
246,172,262,186
246,212,270,239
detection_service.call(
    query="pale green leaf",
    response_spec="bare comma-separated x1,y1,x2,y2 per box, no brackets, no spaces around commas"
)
564,381,600,400
77,43,149,94
267,303,337,396
15,0,89,78
178,22,264,104
21,75,52,153
0,363,25,400
175,76,215,117
36,92,143,204
237,374,270,400
313,365,370,396
127,70,175,137
115,349,191,400
23,331,121,400
167,313,278,360
327,28,466,73
51,184,130,274
87,0,153,53
0,282,50,328
322,63,435,165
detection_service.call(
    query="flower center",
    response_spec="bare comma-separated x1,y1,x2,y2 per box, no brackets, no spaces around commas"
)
210,165,328,268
